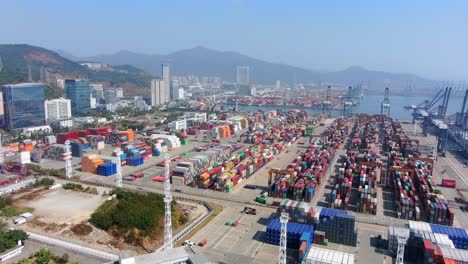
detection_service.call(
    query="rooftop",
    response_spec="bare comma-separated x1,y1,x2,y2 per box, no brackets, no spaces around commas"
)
108,247,211,264
2,83,43,88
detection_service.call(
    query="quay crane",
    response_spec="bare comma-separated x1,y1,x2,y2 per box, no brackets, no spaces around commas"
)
322,85,332,114
381,87,390,116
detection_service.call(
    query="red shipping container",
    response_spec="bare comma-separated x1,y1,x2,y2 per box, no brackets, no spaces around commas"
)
441,179,456,188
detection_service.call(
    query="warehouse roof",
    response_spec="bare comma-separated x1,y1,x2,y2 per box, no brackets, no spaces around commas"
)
109,246,212,264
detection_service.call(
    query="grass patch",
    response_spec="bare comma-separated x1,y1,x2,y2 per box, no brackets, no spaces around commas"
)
174,203,223,247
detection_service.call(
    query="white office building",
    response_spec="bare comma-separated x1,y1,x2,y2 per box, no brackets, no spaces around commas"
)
44,98,72,121
237,66,250,84
151,79,165,106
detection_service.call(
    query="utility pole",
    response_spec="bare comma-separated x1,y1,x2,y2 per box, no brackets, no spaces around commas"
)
278,213,289,264
163,154,173,250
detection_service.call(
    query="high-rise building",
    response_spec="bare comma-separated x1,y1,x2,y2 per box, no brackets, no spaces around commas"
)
151,79,165,106
237,66,250,84
162,64,172,100
104,88,118,104
276,80,281,90
90,83,104,102
45,98,72,121
2,83,46,130
66,79,91,114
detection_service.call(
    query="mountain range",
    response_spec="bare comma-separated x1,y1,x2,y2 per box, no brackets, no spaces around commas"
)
0,44,153,90
57,46,438,90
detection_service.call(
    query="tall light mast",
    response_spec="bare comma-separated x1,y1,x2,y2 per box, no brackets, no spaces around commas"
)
278,213,289,264
163,154,173,250
0,134,3,165
64,141,72,179
115,154,122,188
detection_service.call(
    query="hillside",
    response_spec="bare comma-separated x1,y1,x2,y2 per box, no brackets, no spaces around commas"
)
60,46,440,89
0,44,154,92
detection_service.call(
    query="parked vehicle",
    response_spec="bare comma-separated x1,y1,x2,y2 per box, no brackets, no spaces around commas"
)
243,207,257,215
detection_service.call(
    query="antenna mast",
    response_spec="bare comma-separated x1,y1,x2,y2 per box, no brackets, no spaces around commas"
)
163,154,173,250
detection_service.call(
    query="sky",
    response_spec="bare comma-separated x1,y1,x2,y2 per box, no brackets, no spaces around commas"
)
1,0,468,80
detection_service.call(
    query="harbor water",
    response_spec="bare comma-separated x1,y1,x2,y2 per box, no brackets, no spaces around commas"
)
223,95,465,121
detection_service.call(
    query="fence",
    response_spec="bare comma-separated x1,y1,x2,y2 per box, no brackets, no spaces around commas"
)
24,229,119,261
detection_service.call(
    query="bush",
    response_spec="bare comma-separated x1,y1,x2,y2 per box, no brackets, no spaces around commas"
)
90,190,188,238
16,249,73,264
0,229,28,253
0,197,12,210
33,178,55,188
62,183,84,191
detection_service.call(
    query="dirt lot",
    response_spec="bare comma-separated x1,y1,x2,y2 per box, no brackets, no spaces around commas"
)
13,183,207,254
16,187,108,225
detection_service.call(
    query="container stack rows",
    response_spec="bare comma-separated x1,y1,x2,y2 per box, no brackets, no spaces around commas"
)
265,219,314,250
413,160,454,226
328,151,357,210
191,129,294,192
269,146,336,201
316,208,357,246
275,200,357,247
355,164,378,215
97,162,117,176
409,221,468,250
81,154,104,174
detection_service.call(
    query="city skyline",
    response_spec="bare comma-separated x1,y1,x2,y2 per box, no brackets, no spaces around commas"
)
1,1,467,81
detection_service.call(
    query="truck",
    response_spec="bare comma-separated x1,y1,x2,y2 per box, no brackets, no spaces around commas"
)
243,207,257,215
131,172,144,178
442,178,456,188
198,239,207,247
182,240,195,247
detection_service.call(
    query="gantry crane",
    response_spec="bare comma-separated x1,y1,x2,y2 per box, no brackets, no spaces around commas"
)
381,87,390,116
322,85,332,114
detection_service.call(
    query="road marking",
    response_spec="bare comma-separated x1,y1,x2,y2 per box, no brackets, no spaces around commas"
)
444,156,468,187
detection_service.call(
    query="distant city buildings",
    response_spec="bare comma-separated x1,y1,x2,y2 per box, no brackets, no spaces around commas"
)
237,66,250,84
80,62,108,70
65,79,91,114
44,98,71,121
134,96,151,111
237,84,255,96
2,83,46,130
56,79,65,89
151,79,165,106
162,64,172,100
172,75,222,87
104,88,118,104
276,80,281,90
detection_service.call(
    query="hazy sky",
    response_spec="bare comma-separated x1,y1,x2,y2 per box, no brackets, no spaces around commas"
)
1,0,467,80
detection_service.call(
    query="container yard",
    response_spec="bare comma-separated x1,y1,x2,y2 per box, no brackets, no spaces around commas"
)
1,108,466,264
267,117,349,202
